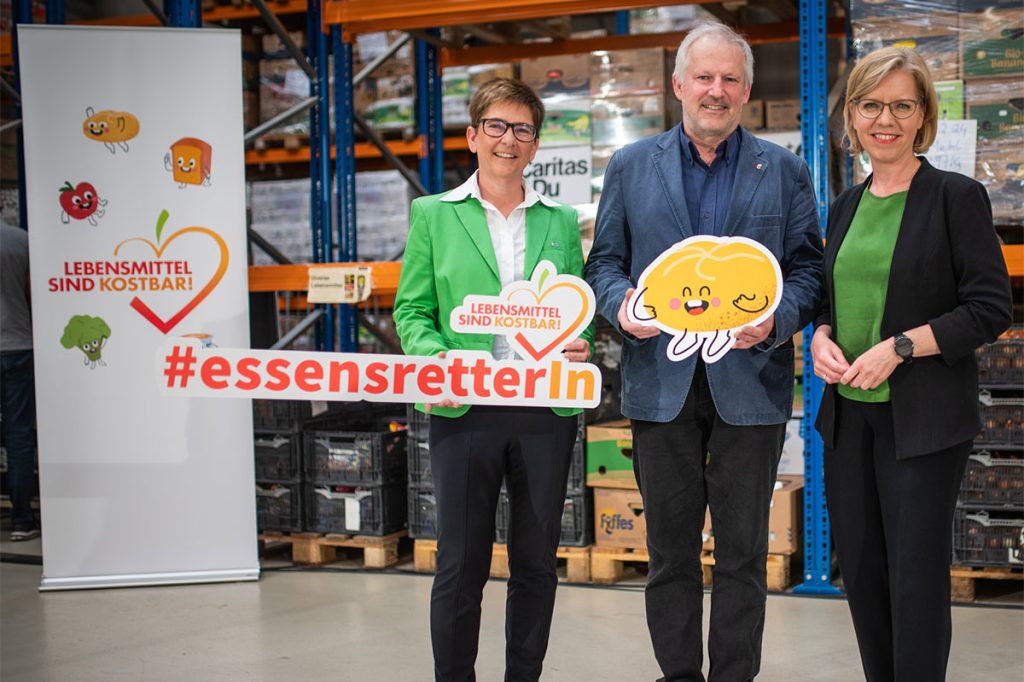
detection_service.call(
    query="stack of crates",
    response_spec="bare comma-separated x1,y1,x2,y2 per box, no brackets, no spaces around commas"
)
302,410,408,536
253,400,309,533
406,408,436,539
407,406,591,548
953,329,1024,567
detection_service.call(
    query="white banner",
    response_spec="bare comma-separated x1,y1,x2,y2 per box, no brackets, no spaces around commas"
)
19,26,258,590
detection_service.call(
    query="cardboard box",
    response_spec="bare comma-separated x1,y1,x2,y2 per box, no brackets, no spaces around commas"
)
966,78,1024,142
961,8,1024,79
741,99,765,130
594,487,647,548
468,63,515,89
541,98,592,148
521,54,591,99
590,48,666,97
935,79,965,120
765,100,801,130
586,420,637,489
703,475,804,555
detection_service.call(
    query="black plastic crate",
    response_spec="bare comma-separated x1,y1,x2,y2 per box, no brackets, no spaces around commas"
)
977,334,1024,386
254,431,301,481
977,393,1024,447
408,485,438,539
255,481,302,532
560,491,593,547
408,439,433,487
305,483,407,536
495,490,593,547
952,509,1023,567
304,425,407,485
407,404,430,442
567,439,585,493
959,452,1024,508
253,400,311,432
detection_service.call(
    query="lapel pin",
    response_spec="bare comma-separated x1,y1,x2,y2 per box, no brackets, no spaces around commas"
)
755,162,764,170
550,241,561,248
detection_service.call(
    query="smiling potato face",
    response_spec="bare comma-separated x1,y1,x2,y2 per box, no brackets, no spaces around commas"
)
82,109,140,143
640,237,781,333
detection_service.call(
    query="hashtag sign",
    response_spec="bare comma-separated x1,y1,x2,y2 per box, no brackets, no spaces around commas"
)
163,345,198,388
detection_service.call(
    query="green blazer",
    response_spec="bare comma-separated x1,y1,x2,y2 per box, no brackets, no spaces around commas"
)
393,189,593,419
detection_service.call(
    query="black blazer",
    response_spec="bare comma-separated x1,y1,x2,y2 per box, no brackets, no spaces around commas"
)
815,158,1013,458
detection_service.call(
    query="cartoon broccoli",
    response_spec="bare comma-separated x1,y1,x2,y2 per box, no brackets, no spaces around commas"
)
60,315,111,369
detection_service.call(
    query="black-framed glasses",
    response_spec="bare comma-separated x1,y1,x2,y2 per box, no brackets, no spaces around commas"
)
853,99,921,119
478,118,538,142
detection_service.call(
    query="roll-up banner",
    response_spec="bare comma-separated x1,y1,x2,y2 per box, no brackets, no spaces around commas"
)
18,26,258,590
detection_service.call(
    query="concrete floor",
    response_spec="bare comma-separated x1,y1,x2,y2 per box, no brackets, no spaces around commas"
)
2,536,1022,681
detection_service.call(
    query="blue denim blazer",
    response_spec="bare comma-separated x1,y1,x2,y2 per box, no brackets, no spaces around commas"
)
585,126,824,425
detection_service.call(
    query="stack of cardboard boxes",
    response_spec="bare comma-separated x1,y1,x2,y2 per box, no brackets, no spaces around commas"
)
586,420,804,563
851,0,1023,224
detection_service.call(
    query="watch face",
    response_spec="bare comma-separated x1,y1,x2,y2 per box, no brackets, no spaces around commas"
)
895,336,913,357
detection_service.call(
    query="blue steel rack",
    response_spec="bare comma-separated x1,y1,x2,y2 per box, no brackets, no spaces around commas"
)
795,0,841,595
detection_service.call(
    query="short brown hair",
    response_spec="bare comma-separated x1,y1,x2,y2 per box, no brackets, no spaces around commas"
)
468,78,545,131
844,46,938,155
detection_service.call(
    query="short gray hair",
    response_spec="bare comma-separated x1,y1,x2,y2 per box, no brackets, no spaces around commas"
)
674,21,754,87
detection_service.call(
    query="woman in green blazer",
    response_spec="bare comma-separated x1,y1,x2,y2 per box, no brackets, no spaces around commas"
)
393,79,592,682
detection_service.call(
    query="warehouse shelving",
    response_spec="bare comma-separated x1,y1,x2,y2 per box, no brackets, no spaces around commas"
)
8,0,1021,598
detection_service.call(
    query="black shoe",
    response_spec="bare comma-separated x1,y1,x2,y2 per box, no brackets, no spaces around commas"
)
11,527,40,541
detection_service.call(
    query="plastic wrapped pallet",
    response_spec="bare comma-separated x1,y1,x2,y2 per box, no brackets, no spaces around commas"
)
249,178,312,265
356,170,413,261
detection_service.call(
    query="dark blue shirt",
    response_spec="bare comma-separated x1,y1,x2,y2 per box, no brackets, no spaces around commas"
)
679,125,742,236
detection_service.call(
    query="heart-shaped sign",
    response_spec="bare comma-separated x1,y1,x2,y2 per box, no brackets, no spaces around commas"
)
450,260,595,362
113,215,229,335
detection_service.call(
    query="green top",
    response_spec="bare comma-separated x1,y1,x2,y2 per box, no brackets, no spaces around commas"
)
834,187,907,403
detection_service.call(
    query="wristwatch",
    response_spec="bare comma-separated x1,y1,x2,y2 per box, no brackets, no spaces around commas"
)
893,333,914,364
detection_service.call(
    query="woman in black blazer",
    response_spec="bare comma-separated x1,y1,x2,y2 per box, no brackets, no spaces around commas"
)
811,47,1012,681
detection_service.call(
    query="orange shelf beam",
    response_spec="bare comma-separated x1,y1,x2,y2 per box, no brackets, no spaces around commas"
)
249,261,402,294
1004,244,1023,278
246,135,469,165
325,0,691,33
0,1,307,67
440,18,845,67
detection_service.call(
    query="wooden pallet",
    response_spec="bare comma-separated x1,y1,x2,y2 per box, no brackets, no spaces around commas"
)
413,540,591,584
259,530,406,568
950,565,1023,602
590,546,794,592
253,131,310,151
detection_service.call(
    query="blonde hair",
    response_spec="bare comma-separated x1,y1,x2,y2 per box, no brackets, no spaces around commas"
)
844,46,938,155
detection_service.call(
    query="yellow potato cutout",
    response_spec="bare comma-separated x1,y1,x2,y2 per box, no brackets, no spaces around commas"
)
628,236,783,363
82,107,140,154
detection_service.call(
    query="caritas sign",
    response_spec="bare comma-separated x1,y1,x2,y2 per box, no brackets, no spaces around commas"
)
523,145,591,205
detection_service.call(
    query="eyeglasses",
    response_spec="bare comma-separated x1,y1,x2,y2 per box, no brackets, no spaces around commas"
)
853,99,921,120
478,118,539,143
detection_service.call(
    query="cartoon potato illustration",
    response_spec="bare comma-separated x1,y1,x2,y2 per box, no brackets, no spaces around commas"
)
163,137,212,188
60,315,111,369
82,107,140,154
628,236,783,363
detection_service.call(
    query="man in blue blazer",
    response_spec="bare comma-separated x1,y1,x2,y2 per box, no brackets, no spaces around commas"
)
585,22,823,682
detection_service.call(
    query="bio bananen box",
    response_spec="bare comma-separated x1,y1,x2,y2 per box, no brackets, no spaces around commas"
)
585,420,637,489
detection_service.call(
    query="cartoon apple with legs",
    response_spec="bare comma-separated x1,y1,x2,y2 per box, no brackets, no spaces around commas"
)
59,181,107,226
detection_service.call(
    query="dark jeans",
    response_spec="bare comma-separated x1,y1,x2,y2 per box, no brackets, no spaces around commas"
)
428,405,577,682
825,396,970,682
631,366,785,682
1,350,37,528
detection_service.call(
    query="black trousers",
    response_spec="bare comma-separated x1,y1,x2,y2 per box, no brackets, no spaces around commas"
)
428,405,577,682
825,396,971,682
631,366,785,682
